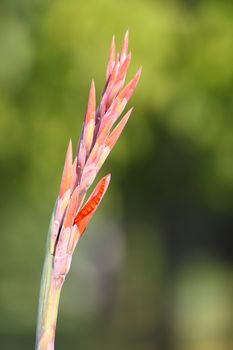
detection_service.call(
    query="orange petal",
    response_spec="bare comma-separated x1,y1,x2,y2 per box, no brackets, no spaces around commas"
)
74,174,111,235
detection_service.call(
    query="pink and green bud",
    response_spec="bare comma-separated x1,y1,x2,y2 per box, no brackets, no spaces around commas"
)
36,32,141,350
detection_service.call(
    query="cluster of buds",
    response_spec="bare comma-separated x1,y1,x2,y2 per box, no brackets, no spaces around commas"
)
50,31,141,284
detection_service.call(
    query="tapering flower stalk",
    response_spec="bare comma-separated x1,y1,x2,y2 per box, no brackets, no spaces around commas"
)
35,32,141,350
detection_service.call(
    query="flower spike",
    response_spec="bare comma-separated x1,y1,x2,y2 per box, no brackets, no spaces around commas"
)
36,32,141,350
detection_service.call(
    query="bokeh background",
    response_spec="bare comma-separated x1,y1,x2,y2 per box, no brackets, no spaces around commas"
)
0,0,233,349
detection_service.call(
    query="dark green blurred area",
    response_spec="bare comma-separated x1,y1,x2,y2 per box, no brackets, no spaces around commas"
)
0,0,233,349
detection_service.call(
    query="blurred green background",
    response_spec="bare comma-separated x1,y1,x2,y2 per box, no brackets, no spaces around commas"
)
0,0,233,349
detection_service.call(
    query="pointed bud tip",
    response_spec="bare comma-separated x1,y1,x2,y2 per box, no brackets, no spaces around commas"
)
122,107,134,121
89,79,96,95
128,106,134,115
137,66,142,77
65,138,73,165
59,138,74,197
101,173,111,188
105,173,111,184
124,30,129,40
125,106,134,118
68,138,72,148
102,173,111,193
110,36,116,53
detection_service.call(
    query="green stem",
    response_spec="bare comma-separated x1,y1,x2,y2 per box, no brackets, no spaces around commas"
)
35,252,63,350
